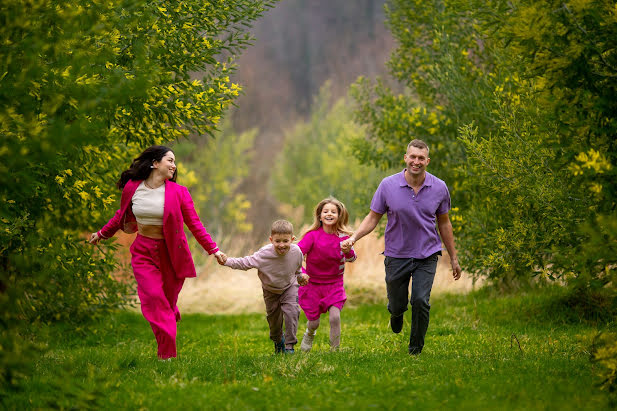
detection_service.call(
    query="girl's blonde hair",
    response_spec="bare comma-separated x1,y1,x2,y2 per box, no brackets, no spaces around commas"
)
304,197,353,237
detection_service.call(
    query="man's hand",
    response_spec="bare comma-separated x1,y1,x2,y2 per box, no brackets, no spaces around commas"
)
340,237,355,253
214,251,227,265
341,211,382,253
298,274,309,286
451,258,462,280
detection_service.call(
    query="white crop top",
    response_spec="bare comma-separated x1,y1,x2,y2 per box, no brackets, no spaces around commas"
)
131,182,165,225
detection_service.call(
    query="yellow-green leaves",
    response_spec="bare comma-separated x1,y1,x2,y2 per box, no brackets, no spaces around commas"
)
571,149,612,176
351,0,617,294
173,119,256,255
0,0,278,329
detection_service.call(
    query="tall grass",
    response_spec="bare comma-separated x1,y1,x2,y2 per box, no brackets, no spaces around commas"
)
178,231,479,315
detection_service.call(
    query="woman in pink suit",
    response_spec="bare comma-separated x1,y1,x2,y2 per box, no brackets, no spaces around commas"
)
89,145,224,359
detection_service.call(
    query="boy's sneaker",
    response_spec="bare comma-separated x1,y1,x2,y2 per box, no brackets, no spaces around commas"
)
390,313,404,334
284,348,295,354
300,329,316,352
274,335,285,354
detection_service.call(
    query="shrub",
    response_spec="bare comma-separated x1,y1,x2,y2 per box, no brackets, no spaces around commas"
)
593,333,617,400
350,0,617,292
0,0,277,392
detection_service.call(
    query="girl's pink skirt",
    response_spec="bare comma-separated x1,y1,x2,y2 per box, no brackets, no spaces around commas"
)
298,281,346,321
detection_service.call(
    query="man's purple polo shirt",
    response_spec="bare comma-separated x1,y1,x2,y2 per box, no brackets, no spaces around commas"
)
370,170,451,259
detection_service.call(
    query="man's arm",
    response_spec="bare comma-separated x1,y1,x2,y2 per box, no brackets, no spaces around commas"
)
341,210,383,252
437,213,462,280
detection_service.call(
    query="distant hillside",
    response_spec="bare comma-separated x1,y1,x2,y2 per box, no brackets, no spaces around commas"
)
230,0,394,238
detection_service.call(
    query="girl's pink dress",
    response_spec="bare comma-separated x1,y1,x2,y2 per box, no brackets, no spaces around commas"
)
297,227,356,320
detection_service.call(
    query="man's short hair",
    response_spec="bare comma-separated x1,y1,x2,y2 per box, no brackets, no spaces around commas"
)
407,139,429,155
271,219,294,236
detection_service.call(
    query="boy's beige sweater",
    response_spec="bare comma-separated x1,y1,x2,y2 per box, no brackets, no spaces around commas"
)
224,244,303,294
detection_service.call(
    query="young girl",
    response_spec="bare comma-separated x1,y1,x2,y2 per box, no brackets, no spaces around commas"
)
297,197,356,352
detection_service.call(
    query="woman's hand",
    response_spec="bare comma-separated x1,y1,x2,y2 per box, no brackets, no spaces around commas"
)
89,232,101,245
214,250,226,265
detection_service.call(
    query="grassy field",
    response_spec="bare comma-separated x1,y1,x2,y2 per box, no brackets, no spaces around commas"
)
6,288,614,410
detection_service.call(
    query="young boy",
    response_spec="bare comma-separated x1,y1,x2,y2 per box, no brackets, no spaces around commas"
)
219,220,308,354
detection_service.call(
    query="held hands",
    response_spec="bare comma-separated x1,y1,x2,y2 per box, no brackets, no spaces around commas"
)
340,237,355,253
451,257,462,281
298,274,309,286
89,232,100,245
214,251,227,265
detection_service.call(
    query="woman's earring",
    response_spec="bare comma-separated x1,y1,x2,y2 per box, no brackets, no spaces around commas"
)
150,165,154,168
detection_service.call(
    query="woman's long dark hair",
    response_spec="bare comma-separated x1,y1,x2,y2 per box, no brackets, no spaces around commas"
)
116,145,177,189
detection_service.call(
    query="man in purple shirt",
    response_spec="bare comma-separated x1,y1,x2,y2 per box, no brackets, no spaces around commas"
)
341,139,462,355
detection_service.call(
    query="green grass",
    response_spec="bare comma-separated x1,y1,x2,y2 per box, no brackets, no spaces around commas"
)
6,288,615,410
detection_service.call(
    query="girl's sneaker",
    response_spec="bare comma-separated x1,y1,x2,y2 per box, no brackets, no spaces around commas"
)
300,329,316,352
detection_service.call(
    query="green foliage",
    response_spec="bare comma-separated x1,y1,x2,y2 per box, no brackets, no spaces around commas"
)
271,83,394,226
456,0,617,287
593,332,617,400
0,0,276,317
350,0,504,205
457,102,579,284
351,0,617,293
0,0,276,393
2,291,613,409
0,288,40,395
172,120,256,259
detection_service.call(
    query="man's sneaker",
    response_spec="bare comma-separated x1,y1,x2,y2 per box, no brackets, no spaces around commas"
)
284,348,295,354
300,329,316,352
408,347,422,356
390,313,404,334
274,335,285,354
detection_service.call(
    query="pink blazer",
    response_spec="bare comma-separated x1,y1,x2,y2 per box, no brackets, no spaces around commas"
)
97,179,219,278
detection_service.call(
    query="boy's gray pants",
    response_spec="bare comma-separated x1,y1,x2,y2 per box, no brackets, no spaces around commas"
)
263,284,300,348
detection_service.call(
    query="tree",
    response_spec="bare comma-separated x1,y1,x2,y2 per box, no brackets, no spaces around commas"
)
0,0,277,393
172,120,256,260
271,83,392,228
351,0,616,290
457,0,617,289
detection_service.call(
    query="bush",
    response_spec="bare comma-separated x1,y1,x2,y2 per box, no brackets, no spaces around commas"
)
0,0,277,392
593,333,617,401
350,0,617,292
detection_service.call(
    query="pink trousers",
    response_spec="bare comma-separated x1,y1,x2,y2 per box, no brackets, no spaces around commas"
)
130,234,184,359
